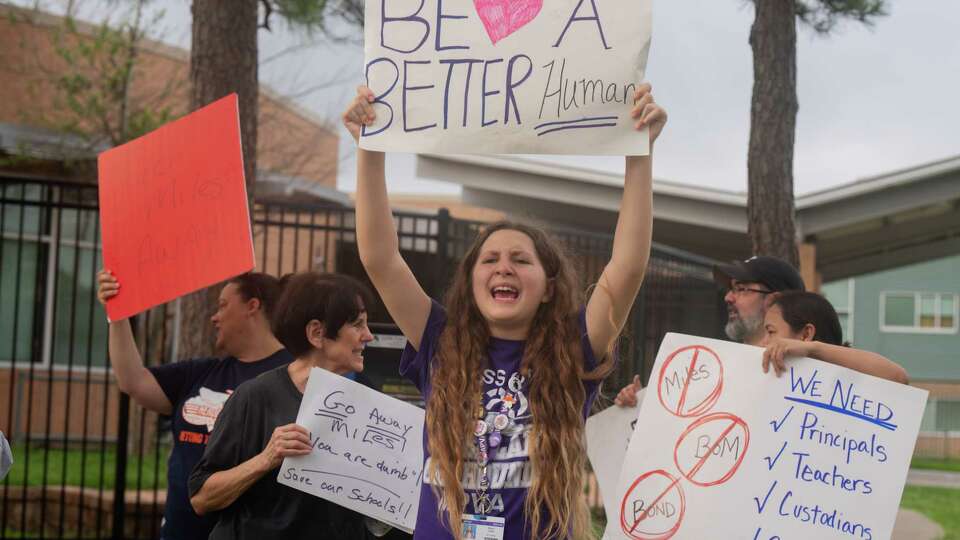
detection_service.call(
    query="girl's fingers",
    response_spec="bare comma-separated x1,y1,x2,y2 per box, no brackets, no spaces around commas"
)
641,105,665,126
360,98,376,121
358,85,375,101
631,94,653,118
633,82,652,102
762,352,771,373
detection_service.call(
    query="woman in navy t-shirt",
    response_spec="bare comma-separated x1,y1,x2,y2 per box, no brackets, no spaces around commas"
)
343,82,668,539
97,271,292,540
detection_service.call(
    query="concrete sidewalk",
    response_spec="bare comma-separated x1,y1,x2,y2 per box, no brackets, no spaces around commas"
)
893,509,944,540
890,468,960,540
907,468,960,489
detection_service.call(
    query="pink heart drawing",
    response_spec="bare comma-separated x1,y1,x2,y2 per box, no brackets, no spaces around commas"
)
473,0,543,45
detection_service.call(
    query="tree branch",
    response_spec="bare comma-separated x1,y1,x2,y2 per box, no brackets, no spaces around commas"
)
260,0,274,30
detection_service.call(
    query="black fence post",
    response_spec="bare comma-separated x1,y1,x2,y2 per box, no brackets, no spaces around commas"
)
434,208,452,297
436,208,450,260
112,393,130,540
633,290,650,387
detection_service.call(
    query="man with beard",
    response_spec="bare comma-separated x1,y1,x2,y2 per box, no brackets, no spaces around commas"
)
614,256,804,407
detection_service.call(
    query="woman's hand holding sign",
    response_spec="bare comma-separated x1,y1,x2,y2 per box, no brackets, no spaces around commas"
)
630,83,667,145
343,86,377,143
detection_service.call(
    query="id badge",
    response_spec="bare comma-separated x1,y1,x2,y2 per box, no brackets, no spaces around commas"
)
461,514,505,540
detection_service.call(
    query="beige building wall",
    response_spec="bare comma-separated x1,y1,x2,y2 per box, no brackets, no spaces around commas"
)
0,4,338,186
0,5,341,442
381,194,506,223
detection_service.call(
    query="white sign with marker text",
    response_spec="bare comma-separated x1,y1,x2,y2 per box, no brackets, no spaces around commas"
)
361,0,653,155
612,333,927,540
278,368,425,532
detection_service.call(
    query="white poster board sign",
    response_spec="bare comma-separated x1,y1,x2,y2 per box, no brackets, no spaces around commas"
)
612,333,927,540
278,368,425,532
361,0,653,155
586,389,646,540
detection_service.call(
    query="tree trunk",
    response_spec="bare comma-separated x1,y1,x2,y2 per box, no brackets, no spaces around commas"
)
179,0,259,358
747,0,800,267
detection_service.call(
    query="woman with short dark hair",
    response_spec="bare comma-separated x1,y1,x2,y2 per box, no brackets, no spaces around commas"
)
188,272,377,540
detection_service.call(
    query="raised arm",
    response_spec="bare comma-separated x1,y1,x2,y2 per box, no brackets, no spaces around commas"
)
763,338,909,384
97,270,173,415
585,84,667,359
344,87,432,350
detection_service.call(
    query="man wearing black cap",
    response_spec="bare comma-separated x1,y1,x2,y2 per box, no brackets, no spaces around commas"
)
713,256,806,344
615,255,805,406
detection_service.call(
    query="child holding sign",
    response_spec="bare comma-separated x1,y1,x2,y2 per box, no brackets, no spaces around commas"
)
344,83,666,539
761,291,909,383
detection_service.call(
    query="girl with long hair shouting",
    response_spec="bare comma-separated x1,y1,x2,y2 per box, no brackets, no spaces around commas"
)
343,83,666,540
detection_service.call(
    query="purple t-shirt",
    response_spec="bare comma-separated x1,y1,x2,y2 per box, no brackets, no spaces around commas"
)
400,300,602,540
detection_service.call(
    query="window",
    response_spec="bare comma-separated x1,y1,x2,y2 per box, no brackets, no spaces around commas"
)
881,291,959,334
1,183,108,369
921,400,960,433
1,183,46,364
822,279,855,344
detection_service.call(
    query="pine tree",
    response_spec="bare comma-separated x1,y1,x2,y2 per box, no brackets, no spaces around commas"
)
178,0,356,357
747,0,886,267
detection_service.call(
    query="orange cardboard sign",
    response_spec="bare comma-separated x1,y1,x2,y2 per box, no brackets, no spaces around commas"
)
98,94,254,322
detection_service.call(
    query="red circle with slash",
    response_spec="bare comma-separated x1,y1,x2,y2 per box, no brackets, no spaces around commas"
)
618,469,686,540
657,345,724,418
673,412,750,487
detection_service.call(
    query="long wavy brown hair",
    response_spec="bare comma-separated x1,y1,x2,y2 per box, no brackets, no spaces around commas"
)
426,221,616,539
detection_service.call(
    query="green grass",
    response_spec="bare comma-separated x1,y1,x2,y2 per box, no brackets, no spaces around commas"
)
587,488,960,540
900,485,960,540
911,457,960,473
4,444,167,490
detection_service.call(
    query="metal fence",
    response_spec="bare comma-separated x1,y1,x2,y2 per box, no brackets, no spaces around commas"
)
0,175,725,538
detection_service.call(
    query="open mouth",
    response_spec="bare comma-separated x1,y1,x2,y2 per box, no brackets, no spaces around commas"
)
491,285,520,303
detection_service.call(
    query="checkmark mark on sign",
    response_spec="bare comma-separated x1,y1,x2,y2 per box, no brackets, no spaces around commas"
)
753,480,778,514
764,441,788,471
770,405,794,432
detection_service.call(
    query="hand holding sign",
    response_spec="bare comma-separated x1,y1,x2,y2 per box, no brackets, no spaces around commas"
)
259,424,312,471
762,337,817,377
629,83,667,146
343,86,377,143
615,375,644,407
96,270,120,309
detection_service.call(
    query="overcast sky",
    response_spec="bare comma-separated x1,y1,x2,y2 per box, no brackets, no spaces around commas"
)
22,0,960,195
